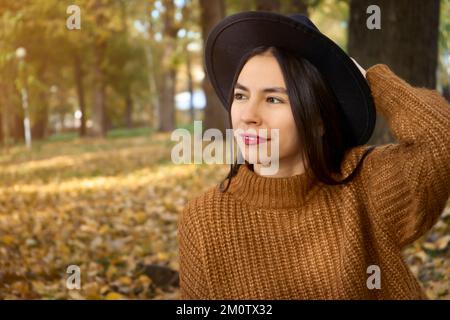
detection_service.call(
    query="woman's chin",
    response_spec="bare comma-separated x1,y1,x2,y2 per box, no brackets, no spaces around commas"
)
242,153,276,166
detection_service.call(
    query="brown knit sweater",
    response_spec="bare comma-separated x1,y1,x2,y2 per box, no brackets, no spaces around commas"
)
177,64,450,300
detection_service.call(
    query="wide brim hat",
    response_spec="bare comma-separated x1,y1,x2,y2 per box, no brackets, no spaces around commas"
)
204,11,376,146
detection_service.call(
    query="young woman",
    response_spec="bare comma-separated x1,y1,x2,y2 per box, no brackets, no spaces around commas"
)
178,11,450,299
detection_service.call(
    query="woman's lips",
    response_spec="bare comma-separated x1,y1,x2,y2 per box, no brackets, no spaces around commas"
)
240,134,270,145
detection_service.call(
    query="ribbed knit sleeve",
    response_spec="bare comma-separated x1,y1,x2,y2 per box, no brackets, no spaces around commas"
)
178,199,209,299
363,64,450,248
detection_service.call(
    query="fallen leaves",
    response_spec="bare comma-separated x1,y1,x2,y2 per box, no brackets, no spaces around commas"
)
0,133,448,299
0,133,228,299
403,200,450,299
425,235,450,252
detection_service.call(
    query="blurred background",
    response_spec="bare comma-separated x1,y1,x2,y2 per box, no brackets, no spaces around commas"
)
0,0,449,299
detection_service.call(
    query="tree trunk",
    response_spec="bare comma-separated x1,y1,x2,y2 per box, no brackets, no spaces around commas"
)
185,45,195,122
119,0,134,130
284,0,308,15
158,67,176,131
144,42,160,130
239,0,254,11
0,105,3,144
157,0,179,132
91,0,108,137
32,62,49,140
12,113,25,142
74,52,87,137
348,0,440,145
200,0,228,134
144,11,161,130
92,45,107,137
32,90,49,139
256,0,281,12
0,83,8,146
124,89,133,128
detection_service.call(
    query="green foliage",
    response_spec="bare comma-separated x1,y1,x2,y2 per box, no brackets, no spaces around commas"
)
106,127,153,139
439,0,450,52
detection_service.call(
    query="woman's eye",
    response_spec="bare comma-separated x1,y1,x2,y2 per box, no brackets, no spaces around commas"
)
267,97,283,104
234,93,246,101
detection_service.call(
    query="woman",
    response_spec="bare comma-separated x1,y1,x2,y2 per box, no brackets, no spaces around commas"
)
178,11,450,299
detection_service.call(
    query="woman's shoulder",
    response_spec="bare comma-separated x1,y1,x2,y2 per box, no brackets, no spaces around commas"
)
338,144,371,177
181,184,225,220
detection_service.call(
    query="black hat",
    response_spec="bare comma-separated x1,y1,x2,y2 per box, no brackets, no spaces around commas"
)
204,11,376,146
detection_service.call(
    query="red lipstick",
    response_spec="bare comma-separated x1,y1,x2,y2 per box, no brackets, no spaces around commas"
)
240,133,269,145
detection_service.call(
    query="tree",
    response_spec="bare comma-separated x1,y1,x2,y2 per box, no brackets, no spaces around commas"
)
256,0,281,12
105,0,148,129
142,0,191,132
157,0,180,132
348,0,441,144
199,0,228,134
91,0,110,137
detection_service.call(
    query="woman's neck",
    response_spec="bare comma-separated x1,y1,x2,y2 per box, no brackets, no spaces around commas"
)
253,155,306,178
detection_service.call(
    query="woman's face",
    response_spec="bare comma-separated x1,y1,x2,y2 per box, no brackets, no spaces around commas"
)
231,52,304,176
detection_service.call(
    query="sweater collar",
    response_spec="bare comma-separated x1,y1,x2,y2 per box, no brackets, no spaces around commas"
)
227,163,321,209
225,145,373,209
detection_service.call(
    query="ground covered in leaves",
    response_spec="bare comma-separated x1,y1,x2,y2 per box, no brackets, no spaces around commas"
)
0,129,448,299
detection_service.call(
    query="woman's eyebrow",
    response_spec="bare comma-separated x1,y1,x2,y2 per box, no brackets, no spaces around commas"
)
235,82,287,94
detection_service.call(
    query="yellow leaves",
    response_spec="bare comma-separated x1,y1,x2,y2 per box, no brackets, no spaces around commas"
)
412,250,428,264
404,213,450,299
133,212,147,225
68,291,85,300
117,276,133,286
422,242,439,252
156,251,170,261
58,244,71,256
31,281,47,295
436,235,450,251
161,196,177,213
83,282,101,300
105,292,126,300
138,275,152,287
80,218,100,233
106,265,118,280
1,235,15,245
10,281,31,296
3,133,447,300
425,281,450,300
422,235,450,252
98,224,111,235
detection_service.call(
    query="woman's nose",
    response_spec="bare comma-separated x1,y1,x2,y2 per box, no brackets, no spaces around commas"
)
240,99,262,125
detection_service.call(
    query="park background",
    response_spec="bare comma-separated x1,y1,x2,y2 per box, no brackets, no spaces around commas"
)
0,0,449,299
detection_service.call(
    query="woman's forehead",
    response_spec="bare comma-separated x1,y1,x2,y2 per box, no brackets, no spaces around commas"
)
237,55,286,90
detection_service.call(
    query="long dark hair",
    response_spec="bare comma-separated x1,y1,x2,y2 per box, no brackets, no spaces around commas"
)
219,45,374,192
